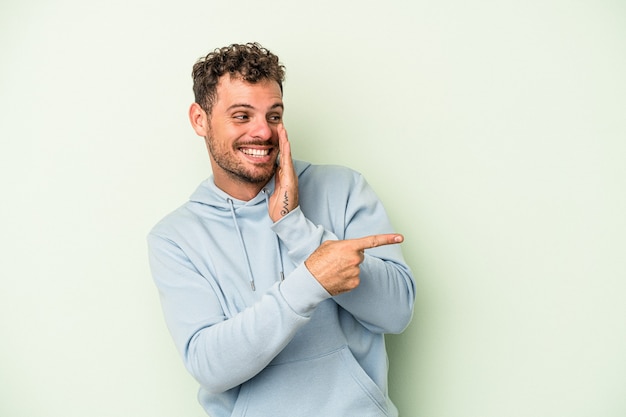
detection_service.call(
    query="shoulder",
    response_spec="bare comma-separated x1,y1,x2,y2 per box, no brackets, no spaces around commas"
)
148,202,198,241
294,160,363,186
149,179,230,241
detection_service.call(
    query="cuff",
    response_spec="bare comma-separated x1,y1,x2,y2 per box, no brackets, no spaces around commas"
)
271,207,325,263
279,263,331,317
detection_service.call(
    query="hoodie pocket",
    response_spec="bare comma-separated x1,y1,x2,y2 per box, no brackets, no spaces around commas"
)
230,345,388,417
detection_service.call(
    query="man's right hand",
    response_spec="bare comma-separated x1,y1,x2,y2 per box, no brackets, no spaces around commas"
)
304,234,404,296
269,124,299,222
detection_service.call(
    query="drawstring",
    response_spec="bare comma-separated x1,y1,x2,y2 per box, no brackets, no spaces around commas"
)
227,198,256,291
263,189,286,282
227,192,286,291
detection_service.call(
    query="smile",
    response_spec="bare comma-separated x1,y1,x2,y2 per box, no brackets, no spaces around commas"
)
241,148,270,157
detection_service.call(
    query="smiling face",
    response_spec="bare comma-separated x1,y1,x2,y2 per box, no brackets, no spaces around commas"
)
189,75,284,200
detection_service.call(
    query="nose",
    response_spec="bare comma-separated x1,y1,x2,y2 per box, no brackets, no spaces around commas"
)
250,118,273,140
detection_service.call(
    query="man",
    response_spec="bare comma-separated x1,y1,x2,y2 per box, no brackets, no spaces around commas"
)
148,42,415,417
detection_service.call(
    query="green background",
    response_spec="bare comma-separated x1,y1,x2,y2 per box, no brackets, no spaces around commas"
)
1,0,625,416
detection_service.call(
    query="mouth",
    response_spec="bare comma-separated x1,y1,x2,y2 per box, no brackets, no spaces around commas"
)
240,147,271,158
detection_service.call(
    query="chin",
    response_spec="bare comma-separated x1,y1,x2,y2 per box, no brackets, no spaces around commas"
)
239,165,277,185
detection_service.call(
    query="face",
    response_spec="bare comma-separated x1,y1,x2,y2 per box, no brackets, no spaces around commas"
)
190,75,284,198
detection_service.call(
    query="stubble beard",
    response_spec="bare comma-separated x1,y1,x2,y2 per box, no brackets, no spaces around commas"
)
206,134,277,185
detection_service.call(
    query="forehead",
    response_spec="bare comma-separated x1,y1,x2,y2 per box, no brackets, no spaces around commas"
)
214,75,283,108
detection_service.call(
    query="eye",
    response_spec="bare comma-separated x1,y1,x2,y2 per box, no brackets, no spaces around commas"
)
267,114,282,124
233,113,249,121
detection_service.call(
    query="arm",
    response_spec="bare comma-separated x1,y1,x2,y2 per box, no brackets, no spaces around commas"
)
333,242,415,334
147,234,330,394
268,125,415,334
274,179,415,334
332,173,416,334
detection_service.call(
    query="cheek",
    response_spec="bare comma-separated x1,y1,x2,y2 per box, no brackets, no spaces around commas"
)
207,125,230,145
210,120,256,147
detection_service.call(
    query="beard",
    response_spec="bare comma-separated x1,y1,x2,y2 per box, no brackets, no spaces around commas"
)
206,134,277,185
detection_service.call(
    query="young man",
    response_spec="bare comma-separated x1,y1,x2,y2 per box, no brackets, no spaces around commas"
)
147,42,415,417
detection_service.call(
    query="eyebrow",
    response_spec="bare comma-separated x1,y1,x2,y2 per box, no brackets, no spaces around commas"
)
227,103,284,111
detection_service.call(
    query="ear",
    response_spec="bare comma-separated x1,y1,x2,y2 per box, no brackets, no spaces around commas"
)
189,102,209,137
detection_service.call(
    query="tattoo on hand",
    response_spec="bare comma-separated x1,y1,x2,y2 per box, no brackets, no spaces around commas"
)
280,192,289,216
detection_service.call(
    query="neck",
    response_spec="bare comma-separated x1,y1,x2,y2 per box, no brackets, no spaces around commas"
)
212,173,269,201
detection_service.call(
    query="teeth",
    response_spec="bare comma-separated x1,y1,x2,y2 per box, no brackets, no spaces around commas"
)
242,148,269,157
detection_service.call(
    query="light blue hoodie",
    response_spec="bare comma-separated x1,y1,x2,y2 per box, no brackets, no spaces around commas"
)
147,160,415,417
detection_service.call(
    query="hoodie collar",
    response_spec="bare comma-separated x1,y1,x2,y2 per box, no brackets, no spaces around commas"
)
189,175,276,209
189,160,310,208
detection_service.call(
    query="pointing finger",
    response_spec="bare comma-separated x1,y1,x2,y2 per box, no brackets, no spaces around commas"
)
351,234,404,251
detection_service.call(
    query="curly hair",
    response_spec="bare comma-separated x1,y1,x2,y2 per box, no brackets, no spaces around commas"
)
192,42,286,115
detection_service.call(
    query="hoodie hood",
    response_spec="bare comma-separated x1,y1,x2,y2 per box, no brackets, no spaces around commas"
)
189,159,312,211
185,160,311,292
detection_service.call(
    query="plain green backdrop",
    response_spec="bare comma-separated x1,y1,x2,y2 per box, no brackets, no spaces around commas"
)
1,0,625,416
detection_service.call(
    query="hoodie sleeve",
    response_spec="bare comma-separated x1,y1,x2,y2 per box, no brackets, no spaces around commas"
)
147,233,330,394
334,172,416,334
272,169,415,334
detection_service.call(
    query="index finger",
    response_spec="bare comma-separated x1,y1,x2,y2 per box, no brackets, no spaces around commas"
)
277,123,292,166
350,234,404,251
